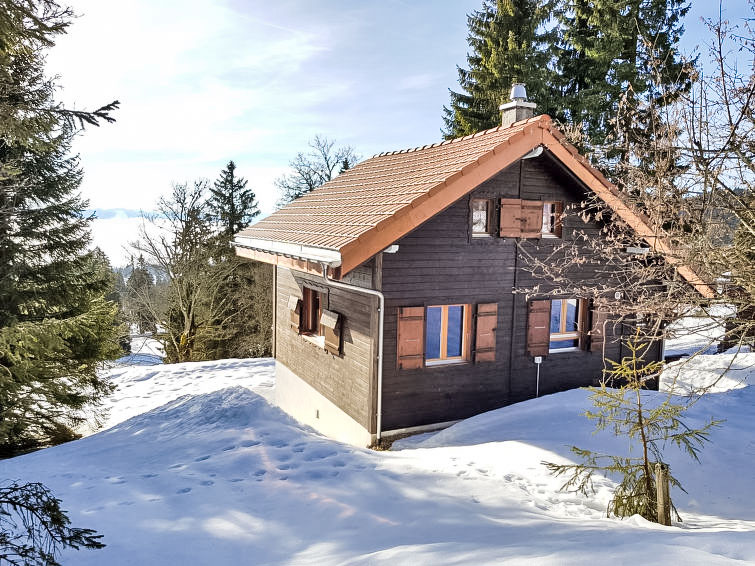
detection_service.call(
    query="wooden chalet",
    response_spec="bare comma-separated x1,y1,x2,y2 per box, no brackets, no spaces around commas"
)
234,86,713,446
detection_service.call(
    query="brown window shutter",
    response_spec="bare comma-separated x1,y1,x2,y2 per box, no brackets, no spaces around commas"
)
527,299,551,356
578,299,589,350
590,300,611,353
500,198,522,237
397,306,425,370
474,302,498,363
521,200,544,238
554,201,564,238
321,309,342,355
288,295,302,332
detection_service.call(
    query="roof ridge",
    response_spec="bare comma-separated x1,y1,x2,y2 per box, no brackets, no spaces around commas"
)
370,114,552,158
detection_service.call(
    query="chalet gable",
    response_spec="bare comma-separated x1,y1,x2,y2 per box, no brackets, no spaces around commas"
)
234,116,714,298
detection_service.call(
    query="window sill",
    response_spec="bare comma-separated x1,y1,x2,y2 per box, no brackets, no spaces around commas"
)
541,233,559,239
548,347,580,354
472,233,493,238
426,359,470,367
301,334,325,349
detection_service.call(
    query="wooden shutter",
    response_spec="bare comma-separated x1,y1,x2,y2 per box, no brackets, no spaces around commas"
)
527,299,551,356
577,299,590,350
321,309,342,355
397,306,425,370
554,201,564,238
474,302,498,363
288,295,302,332
590,300,611,353
500,198,522,237
521,200,544,238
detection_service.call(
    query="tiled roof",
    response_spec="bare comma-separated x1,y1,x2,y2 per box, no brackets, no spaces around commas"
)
235,114,715,298
236,117,541,251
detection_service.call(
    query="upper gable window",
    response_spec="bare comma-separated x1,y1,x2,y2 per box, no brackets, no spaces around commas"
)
471,199,493,237
542,201,563,237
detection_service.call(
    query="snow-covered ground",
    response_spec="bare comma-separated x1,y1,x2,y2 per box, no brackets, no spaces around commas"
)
2,347,755,564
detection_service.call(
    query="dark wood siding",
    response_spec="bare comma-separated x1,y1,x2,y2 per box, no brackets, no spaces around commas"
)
275,266,377,431
379,155,639,431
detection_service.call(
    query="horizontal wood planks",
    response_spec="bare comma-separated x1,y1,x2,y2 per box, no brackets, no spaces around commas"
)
379,156,636,430
275,266,376,430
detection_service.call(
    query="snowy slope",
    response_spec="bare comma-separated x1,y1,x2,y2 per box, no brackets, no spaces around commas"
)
2,356,754,565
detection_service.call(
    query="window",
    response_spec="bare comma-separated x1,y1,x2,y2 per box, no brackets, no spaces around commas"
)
425,304,470,363
542,202,562,236
471,199,493,236
549,298,581,350
301,287,322,335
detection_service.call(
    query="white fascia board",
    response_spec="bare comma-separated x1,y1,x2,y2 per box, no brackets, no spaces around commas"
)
234,236,342,267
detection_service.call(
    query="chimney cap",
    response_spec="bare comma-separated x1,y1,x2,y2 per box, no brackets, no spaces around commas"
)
510,83,527,101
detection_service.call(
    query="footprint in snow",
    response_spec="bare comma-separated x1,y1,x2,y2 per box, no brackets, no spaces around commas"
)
269,439,288,448
304,449,337,462
200,480,214,486
168,464,185,470
222,445,236,452
118,501,134,506
228,478,244,483
240,440,260,448
194,455,210,462
105,476,126,484
254,469,266,477
176,487,192,494
142,473,159,479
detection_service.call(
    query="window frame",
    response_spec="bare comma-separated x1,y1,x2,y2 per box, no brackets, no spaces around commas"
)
425,304,472,365
471,198,494,237
541,201,563,238
301,286,322,336
549,298,582,353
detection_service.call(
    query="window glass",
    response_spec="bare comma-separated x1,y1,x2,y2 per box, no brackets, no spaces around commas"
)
446,305,463,357
565,299,578,331
425,306,442,359
472,199,490,235
542,202,557,234
550,299,562,333
550,298,580,350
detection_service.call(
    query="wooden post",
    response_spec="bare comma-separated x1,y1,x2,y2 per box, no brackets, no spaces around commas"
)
655,462,671,526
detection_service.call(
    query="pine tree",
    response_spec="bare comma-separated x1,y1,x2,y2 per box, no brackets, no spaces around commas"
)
207,160,258,243
0,0,120,454
443,0,560,138
543,333,720,522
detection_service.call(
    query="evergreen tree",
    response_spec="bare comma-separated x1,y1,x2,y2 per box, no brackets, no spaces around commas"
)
125,255,156,334
0,0,120,454
543,333,720,522
205,163,271,360
207,160,258,243
556,0,692,152
443,0,560,138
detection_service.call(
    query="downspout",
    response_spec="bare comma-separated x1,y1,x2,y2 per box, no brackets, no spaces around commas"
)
320,262,385,443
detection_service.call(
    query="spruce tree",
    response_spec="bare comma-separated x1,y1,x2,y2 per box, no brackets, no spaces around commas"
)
543,334,720,522
207,160,259,243
0,0,120,453
556,0,692,152
443,0,560,138
205,163,271,360
125,255,156,334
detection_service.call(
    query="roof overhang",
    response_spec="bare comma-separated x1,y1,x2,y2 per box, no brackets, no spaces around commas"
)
233,236,342,267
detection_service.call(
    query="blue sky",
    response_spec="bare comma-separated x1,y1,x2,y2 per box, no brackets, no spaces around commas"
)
47,0,751,264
